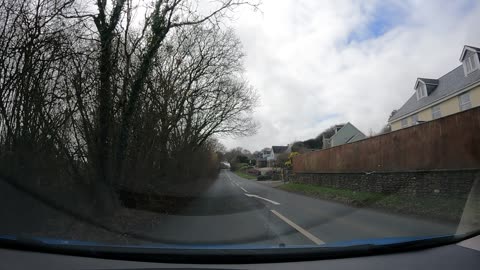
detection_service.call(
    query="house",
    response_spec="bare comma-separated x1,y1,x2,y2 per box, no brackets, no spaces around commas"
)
255,148,271,168
322,123,366,149
321,124,345,148
389,45,480,131
266,145,290,167
256,158,267,168
261,148,272,159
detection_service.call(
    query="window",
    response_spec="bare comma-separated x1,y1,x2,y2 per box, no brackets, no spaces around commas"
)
459,92,472,111
432,105,442,119
401,118,408,128
416,83,428,100
411,114,419,125
464,54,479,75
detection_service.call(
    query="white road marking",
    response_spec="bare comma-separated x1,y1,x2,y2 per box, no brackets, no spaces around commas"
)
225,171,249,192
244,193,281,205
226,170,323,246
225,172,234,182
270,209,325,245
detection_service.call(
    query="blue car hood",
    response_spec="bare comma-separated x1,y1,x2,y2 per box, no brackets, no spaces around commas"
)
0,234,451,249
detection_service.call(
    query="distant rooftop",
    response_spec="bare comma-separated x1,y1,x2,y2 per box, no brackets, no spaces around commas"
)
272,146,288,154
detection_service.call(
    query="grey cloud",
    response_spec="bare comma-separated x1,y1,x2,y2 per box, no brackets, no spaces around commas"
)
221,0,480,151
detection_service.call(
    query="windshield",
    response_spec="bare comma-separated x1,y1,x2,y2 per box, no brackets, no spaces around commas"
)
0,0,479,256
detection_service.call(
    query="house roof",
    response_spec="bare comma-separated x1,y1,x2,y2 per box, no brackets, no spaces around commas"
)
415,78,439,88
286,144,292,153
330,122,366,142
272,146,288,154
323,124,345,139
389,63,480,122
346,133,364,143
459,45,480,61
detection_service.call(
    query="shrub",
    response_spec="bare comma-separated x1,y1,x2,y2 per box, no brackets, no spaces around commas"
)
272,173,281,180
257,175,272,181
246,168,260,176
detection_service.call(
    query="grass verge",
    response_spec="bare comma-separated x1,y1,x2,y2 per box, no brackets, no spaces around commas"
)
278,183,466,222
233,170,257,180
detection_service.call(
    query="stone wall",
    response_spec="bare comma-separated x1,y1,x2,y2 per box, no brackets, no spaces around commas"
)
290,169,479,199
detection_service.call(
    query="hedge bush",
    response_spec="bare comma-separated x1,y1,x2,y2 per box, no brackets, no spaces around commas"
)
257,175,272,181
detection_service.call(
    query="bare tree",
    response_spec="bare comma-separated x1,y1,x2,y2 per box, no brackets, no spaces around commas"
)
0,0,81,181
0,0,259,214
119,25,258,188
80,0,259,200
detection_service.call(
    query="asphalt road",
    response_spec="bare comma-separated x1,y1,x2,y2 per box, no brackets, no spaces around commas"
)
0,170,460,247
145,169,458,247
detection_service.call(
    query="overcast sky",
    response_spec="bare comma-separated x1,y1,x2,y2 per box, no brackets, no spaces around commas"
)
217,0,480,151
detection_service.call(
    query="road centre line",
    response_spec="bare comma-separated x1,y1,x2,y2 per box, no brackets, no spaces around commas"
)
244,193,281,205
225,171,249,192
227,171,278,205
225,171,234,182
270,209,325,245
226,170,323,246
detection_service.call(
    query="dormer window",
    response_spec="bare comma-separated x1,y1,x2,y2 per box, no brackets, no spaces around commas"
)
416,82,427,100
463,54,479,75
414,78,439,100
460,45,480,76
